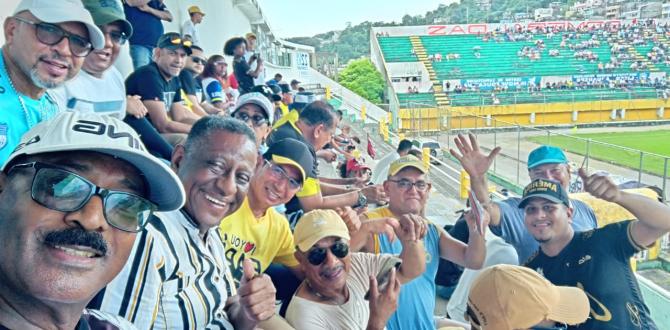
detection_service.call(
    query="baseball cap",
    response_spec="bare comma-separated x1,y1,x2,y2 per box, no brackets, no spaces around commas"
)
157,32,193,55
388,155,428,176
82,0,133,38
251,84,281,102
346,158,371,174
468,264,589,329
294,209,350,252
528,145,568,169
14,0,105,50
278,82,291,94
518,179,570,209
263,138,314,182
232,92,275,125
291,79,301,85
188,5,205,16
2,112,185,212
245,32,257,39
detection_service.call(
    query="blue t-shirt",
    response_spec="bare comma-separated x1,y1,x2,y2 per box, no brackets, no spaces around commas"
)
376,222,441,330
0,53,58,166
124,0,166,47
491,197,597,263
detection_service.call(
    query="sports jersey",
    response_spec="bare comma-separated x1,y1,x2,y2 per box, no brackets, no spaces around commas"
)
219,197,298,287
525,220,656,330
201,77,225,104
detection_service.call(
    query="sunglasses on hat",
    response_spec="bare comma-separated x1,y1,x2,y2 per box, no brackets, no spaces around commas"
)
7,162,156,233
306,241,349,266
169,36,192,48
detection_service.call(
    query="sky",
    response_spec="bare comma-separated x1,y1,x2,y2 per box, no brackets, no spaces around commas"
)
256,0,456,38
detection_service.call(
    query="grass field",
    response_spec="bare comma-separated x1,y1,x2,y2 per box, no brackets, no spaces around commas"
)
527,130,670,176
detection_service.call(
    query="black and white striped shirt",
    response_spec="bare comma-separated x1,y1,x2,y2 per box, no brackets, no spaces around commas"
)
94,210,236,329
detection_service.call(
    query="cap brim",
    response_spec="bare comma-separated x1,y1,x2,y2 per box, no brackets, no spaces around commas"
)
233,100,273,124
272,154,306,182
297,229,350,252
547,286,590,325
30,7,105,49
518,194,564,209
528,158,568,169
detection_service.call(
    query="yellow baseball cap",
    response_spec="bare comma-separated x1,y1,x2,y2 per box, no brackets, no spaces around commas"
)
294,209,350,252
388,155,428,176
187,5,205,15
467,265,589,330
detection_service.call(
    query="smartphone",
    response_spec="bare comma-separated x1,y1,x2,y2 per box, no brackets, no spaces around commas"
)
365,256,402,300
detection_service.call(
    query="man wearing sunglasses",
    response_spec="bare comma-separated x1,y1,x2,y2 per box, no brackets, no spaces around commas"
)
0,0,105,167
231,92,275,152
0,111,184,329
179,45,217,116
94,116,278,329
286,209,424,330
125,32,202,146
353,155,487,330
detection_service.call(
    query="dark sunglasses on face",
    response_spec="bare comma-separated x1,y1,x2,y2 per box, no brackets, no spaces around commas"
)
7,162,156,233
234,112,268,127
13,16,93,57
306,241,349,266
264,160,302,190
105,30,128,46
191,56,206,65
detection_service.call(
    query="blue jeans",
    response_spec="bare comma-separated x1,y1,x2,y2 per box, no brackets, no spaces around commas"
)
130,45,153,70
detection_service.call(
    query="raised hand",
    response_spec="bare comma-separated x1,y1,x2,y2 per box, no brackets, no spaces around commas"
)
578,168,621,203
396,214,428,242
449,133,501,177
361,184,388,204
362,217,400,242
367,268,401,330
336,206,362,233
237,258,276,324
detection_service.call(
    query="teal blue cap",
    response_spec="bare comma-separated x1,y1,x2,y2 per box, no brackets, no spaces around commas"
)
527,146,568,169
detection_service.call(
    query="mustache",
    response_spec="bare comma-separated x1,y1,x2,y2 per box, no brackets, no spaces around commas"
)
43,228,108,256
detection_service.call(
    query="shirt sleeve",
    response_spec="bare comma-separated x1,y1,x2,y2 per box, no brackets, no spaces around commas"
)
96,225,166,328
599,220,644,259
234,59,252,77
272,216,299,267
205,80,225,103
126,72,165,102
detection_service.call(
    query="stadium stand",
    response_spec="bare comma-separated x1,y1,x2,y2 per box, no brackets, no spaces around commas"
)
378,36,418,62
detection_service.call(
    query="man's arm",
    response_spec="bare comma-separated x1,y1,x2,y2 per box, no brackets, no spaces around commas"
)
170,102,200,125
437,210,488,269
143,100,191,134
579,168,670,248
227,259,277,330
186,95,209,117
137,2,173,22
319,176,358,186
247,58,264,79
394,214,426,283
350,214,399,252
449,133,503,225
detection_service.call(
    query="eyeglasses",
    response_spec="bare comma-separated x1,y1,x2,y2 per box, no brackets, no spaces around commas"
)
13,16,93,57
387,178,430,192
191,56,206,65
234,112,268,127
105,30,128,46
214,61,227,66
306,241,349,266
264,160,302,190
7,162,156,233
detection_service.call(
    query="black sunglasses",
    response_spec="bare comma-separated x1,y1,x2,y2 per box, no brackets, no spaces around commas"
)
14,16,93,57
191,56,206,64
105,30,128,46
7,162,156,232
234,112,268,127
306,241,349,266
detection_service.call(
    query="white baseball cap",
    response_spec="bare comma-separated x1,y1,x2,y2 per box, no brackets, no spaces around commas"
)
2,112,185,212
232,92,275,125
13,0,105,50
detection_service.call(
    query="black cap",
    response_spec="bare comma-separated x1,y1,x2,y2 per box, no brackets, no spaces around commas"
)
518,179,570,209
278,82,291,94
252,84,281,102
157,32,192,55
290,79,301,85
263,138,314,182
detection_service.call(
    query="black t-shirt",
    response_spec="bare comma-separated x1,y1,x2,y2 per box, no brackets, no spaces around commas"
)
266,122,319,216
126,62,182,124
233,56,254,94
179,69,197,96
525,220,656,330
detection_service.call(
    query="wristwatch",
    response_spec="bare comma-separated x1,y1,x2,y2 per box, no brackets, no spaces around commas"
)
353,190,368,209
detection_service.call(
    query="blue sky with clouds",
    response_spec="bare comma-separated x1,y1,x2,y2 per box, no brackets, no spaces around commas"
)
257,0,455,38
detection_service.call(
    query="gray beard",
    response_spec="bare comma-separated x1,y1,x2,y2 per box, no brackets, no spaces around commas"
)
30,68,63,89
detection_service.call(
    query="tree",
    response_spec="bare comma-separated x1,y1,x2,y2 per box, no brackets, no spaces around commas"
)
338,59,386,104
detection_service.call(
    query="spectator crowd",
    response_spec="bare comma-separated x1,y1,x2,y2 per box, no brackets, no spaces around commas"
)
0,1,669,330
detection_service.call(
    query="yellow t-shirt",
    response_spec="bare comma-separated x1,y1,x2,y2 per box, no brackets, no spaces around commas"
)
219,197,298,285
272,109,299,129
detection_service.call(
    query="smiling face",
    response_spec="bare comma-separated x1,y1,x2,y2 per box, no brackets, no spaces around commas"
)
0,151,144,305
155,47,187,79
296,237,351,297
185,48,205,75
249,161,302,210
523,198,573,244
172,131,258,233
82,22,123,77
4,12,88,89
529,163,571,189
384,167,431,215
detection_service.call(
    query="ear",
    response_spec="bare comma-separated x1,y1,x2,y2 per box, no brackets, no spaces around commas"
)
255,154,264,170
566,205,574,223
171,144,186,172
383,180,391,194
3,17,19,45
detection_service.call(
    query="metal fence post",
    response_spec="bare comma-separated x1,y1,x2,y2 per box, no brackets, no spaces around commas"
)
493,119,498,173
663,158,668,202
638,152,644,184
517,125,521,185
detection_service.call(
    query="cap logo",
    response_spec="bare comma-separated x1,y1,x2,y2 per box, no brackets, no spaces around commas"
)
72,120,143,150
524,180,558,196
12,135,40,154
312,218,327,227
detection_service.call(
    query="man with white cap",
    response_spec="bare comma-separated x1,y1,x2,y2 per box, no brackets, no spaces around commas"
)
466,264,590,329
231,92,275,152
0,0,105,166
0,111,184,329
